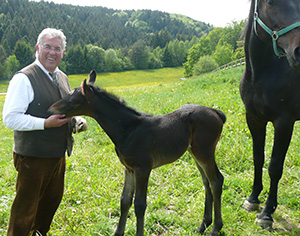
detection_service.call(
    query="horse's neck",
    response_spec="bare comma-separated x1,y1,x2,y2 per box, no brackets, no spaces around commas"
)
92,99,140,145
245,27,276,78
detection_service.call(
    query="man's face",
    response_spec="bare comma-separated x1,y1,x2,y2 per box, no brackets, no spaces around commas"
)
36,35,64,72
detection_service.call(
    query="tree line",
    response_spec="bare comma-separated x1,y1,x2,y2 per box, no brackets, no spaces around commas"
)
0,0,245,80
0,0,214,80
0,34,200,79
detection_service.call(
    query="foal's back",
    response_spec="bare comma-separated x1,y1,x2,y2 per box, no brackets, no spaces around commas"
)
118,104,225,169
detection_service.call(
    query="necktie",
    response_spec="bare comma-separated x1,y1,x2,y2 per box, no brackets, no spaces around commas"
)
49,72,59,86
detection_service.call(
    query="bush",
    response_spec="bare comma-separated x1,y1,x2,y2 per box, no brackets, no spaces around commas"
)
193,56,218,75
4,55,20,80
212,42,234,66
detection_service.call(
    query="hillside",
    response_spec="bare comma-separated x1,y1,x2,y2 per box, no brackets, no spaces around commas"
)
0,0,213,55
1,67,299,235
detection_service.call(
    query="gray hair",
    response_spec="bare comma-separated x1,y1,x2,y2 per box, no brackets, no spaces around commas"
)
36,28,67,57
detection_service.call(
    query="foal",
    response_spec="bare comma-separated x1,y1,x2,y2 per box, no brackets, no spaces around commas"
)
49,70,226,236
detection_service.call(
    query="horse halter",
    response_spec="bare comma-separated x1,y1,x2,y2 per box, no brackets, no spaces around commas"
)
254,0,300,57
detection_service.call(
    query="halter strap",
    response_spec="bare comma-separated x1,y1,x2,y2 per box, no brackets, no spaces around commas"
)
254,0,300,57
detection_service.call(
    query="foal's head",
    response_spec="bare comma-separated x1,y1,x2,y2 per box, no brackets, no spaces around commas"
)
49,70,97,117
253,0,300,67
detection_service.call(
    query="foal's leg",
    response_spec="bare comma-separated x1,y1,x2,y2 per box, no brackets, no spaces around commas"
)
191,146,223,236
134,167,151,236
243,114,267,211
201,162,224,236
192,160,214,234
256,119,294,228
115,168,135,236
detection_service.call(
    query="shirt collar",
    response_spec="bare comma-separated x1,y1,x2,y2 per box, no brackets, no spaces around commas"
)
34,59,60,77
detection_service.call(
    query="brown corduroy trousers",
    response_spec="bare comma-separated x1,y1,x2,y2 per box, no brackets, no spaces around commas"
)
7,153,66,236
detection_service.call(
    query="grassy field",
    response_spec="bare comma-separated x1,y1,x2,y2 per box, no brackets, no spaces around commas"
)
0,67,299,235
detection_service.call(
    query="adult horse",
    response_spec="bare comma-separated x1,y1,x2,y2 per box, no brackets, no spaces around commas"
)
240,0,300,229
49,70,225,236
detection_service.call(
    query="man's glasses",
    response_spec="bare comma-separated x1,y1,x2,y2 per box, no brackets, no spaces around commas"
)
42,44,62,53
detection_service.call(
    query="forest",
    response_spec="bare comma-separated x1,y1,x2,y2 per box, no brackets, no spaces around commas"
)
0,0,246,79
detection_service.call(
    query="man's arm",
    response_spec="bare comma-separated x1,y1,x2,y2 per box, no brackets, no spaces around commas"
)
3,73,69,131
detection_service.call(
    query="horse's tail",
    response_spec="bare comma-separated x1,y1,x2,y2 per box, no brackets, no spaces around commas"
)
214,109,226,124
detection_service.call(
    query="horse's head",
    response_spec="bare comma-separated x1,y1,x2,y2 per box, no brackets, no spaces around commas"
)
49,70,97,117
254,0,300,68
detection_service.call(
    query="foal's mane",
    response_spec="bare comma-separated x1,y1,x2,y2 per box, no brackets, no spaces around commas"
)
91,84,143,117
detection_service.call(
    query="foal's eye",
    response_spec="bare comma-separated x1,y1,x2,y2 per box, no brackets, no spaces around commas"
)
265,0,274,5
70,98,80,105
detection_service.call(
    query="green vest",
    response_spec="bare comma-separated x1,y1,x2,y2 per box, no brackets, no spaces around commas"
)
14,63,72,158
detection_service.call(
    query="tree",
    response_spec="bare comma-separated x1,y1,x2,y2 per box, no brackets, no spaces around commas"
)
0,44,7,79
170,40,188,66
0,44,7,66
232,40,245,60
128,40,150,69
86,45,106,73
65,44,86,74
197,35,214,57
218,21,245,51
104,49,123,72
206,28,223,53
183,42,203,77
5,55,20,80
13,40,34,69
150,28,172,48
212,42,234,66
148,52,163,69
178,41,188,64
162,45,174,67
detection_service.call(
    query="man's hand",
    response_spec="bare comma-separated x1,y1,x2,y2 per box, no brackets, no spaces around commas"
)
44,114,69,128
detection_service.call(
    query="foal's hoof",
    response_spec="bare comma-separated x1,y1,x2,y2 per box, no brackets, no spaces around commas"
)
242,199,260,212
195,224,222,236
255,213,273,230
195,224,206,234
210,230,220,236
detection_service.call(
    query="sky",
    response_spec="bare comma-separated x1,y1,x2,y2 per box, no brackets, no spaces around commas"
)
33,0,251,27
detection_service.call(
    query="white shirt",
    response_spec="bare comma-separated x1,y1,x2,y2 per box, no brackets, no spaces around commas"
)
3,59,61,131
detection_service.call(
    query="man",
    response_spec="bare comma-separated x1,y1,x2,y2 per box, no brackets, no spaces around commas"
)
3,28,87,236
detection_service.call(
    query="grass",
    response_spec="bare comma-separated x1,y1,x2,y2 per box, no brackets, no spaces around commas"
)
68,67,185,89
0,67,299,235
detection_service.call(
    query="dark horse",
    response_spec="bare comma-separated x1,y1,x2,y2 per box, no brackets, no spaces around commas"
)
49,70,225,236
240,0,300,229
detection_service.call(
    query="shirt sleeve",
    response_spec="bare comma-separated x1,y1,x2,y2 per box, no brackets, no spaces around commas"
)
2,73,45,131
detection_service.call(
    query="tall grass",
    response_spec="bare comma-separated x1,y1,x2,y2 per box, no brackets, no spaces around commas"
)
0,67,299,235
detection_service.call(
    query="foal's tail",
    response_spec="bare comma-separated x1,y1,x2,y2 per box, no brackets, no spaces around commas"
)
214,109,226,124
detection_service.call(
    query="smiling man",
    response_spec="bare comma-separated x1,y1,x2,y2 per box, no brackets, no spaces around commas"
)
3,28,86,236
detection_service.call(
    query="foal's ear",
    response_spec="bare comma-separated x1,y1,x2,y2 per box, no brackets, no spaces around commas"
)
81,79,93,99
88,70,96,85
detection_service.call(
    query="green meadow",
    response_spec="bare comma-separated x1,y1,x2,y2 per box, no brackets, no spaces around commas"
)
0,67,299,235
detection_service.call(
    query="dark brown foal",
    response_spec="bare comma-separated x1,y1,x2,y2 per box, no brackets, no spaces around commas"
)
49,70,225,236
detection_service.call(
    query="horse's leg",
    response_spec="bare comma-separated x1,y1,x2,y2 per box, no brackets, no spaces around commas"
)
114,168,135,236
256,119,294,229
243,113,267,211
192,160,213,234
134,167,151,236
